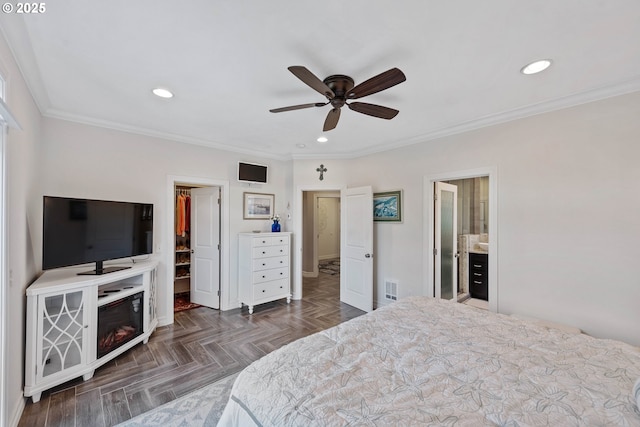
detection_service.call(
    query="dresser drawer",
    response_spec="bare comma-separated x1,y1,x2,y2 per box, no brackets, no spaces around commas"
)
253,255,289,271
469,253,488,271
470,279,488,300
253,279,289,300
252,235,290,247
253,267,289,283
252,244,289,259
469,270,487,281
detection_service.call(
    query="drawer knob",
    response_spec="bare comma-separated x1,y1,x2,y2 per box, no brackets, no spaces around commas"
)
474,281,482,284
280,272,283,275
473,264,482,268
262,275,266,278
262,263,266,266
262,290,265,293
262,251,266,254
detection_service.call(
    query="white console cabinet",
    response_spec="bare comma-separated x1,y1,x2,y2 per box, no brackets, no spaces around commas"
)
24,261,158,403
238,232,292,314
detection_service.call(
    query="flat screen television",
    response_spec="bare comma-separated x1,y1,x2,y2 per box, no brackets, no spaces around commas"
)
42,196,154,275
238,161,268,184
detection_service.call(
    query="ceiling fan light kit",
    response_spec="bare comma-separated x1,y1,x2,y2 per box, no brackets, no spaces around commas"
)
270,66,406,131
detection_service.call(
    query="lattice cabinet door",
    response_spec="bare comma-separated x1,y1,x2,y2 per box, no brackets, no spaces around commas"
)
34,289,89,384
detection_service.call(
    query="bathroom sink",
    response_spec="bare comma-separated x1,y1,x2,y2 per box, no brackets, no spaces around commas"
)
477,242,489,251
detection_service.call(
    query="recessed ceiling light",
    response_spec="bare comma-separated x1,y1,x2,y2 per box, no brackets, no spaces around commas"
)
317,136,328,143
296,143,306,148
520,59,552,75
152,88,174,98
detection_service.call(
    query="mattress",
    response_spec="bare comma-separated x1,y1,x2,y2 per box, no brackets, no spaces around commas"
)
218,296,640,426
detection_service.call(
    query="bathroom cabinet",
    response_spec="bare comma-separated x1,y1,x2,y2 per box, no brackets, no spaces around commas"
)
468,253,488,301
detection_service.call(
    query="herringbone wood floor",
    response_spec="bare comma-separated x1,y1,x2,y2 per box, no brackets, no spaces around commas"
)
19,270,362,427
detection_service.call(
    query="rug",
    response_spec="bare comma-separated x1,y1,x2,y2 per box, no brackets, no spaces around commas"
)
319,258,340,275
117,372,238,427
174,292,201,312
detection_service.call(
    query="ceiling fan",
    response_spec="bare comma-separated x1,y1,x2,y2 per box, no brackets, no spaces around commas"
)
270,66,406,131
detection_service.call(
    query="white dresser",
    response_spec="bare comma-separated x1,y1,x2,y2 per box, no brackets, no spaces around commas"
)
238,232,292,314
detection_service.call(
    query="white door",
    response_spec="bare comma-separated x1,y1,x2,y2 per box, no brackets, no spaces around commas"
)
190,187,220,309
434,182,458,300
340,186,373,312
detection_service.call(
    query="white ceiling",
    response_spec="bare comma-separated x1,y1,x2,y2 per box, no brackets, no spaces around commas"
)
2,1,640,159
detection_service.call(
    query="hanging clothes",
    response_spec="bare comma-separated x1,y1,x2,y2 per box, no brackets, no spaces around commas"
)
176,190,191,237
185,193,191,233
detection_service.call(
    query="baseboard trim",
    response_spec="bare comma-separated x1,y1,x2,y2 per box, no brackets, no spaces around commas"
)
8,394,25,427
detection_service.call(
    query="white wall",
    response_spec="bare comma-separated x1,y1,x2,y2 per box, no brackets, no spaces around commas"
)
343,91,640,346
0,31,43,427
39,118,290,318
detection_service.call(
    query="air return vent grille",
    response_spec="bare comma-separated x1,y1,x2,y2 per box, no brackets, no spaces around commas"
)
385,280,398,301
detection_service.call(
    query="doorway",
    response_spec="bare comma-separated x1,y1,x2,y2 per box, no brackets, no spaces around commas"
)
296,186,343,300
295,185,374,313
302,191,340,278
165,176,230,326
173,185,221,313
424,167,498,312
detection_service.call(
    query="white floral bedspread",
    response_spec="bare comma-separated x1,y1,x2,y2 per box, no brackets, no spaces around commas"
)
220,297,640,426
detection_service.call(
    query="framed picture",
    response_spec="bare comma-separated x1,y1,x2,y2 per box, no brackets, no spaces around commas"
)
243,192,274,219
373,190,402,222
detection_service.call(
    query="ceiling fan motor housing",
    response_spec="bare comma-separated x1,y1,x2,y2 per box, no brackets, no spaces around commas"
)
323,75,354,108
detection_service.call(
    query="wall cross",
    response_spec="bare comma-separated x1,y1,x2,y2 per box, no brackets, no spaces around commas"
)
316,164,327,181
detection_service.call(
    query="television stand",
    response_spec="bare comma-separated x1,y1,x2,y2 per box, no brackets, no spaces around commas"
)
24,261,158,402
77,261,132,275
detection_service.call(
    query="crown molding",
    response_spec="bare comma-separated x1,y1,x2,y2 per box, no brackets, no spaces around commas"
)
0,15,51,114
42,109,291,161
351,76,640,158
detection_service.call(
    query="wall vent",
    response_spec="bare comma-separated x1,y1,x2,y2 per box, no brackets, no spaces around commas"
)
385,280,398,301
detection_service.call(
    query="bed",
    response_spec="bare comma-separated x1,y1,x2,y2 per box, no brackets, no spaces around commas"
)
218,296,640,426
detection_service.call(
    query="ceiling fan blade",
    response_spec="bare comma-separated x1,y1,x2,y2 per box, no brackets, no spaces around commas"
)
323,108,341,131
288,66,335,99
269,102,326,113
347,68,406,100
348,102,399,119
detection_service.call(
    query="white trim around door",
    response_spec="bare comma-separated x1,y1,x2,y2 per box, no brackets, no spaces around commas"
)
423,167,499,312
164,176,230,326
294,185,345,300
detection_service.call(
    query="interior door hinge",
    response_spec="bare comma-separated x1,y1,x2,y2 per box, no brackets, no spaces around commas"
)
434,193,438,201
217,198,220,205
217,244,220,250
433,248,437,256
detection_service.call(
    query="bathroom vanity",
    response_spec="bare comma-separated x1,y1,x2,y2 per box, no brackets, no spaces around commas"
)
468,252,488,301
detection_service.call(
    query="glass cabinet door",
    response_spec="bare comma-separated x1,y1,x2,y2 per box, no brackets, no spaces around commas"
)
38,290,87,379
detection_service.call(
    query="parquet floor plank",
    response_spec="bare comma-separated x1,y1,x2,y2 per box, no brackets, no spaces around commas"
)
18,270,364,426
